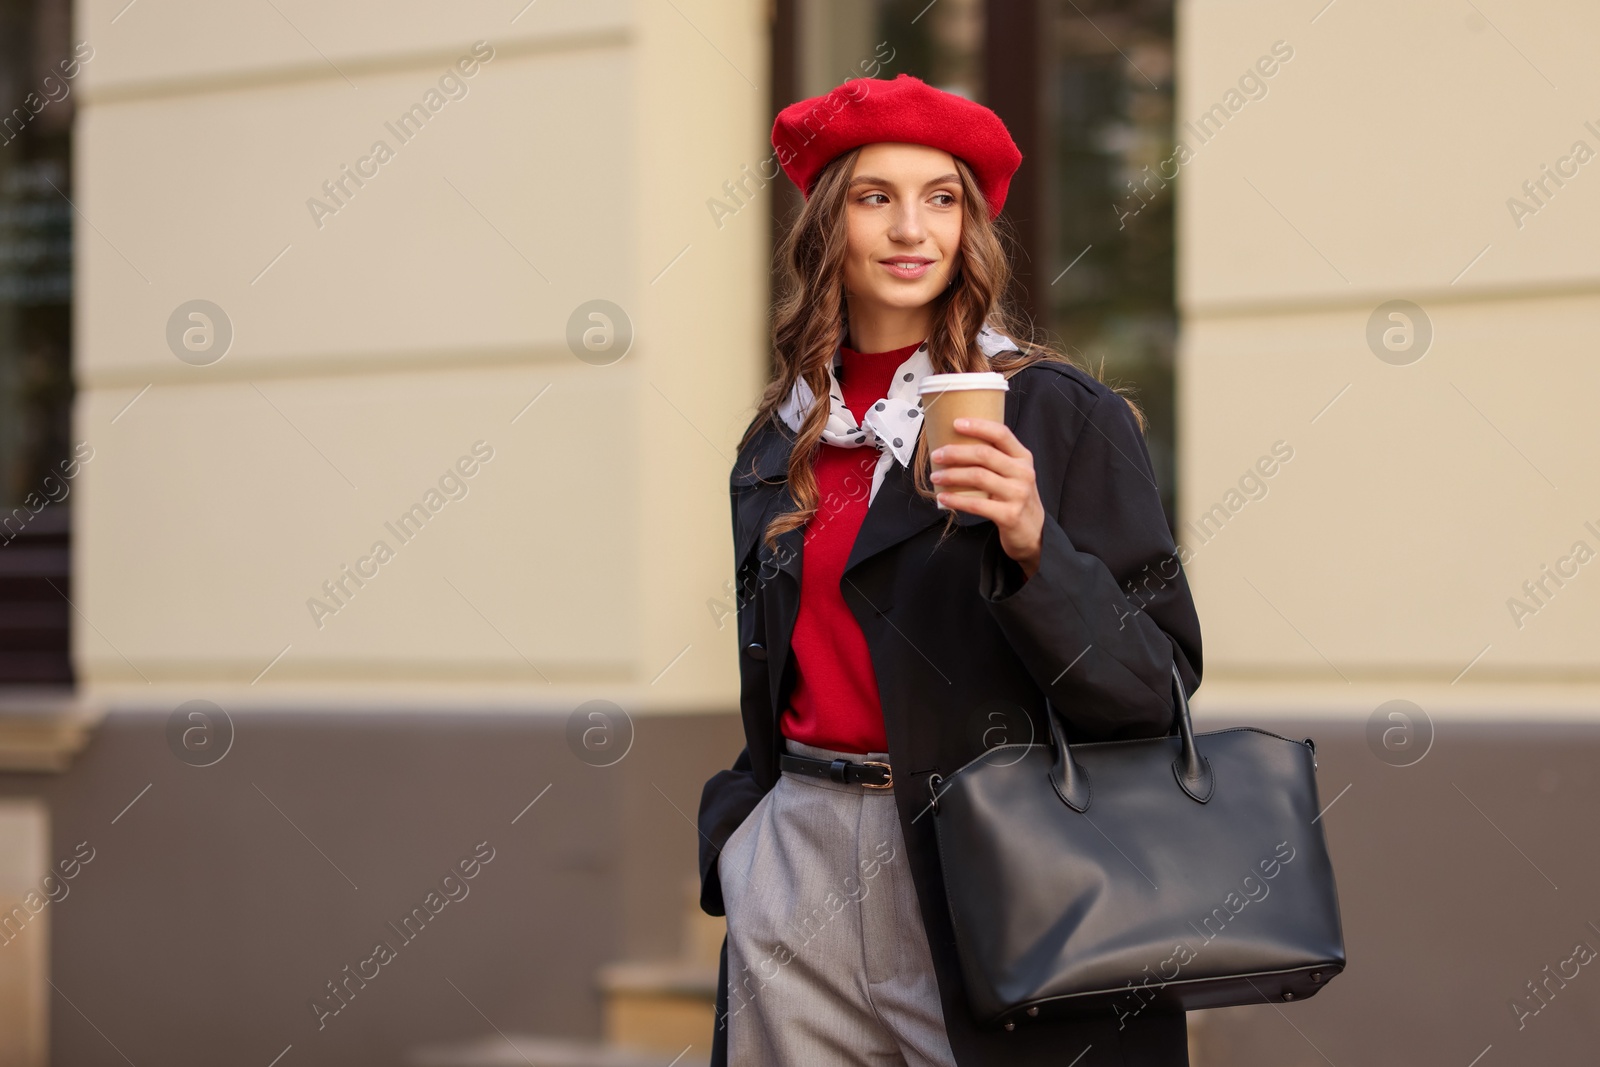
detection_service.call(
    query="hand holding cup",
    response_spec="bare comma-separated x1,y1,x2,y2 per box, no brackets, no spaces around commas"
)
919,372,1045,577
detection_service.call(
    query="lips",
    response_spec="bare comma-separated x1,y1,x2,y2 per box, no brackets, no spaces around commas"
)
880,257,935,279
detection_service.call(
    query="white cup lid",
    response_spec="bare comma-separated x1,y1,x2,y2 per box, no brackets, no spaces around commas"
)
917,371,1009,395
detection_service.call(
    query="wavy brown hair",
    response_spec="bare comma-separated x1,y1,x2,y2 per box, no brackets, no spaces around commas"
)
739,146,1144,554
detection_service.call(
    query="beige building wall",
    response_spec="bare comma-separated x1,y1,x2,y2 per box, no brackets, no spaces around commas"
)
1176,0,1600,718
70,0,770,715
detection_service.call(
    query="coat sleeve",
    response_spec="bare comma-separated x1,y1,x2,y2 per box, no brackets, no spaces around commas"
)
976,384,1203,742
695,479,774,918
697,744,765,917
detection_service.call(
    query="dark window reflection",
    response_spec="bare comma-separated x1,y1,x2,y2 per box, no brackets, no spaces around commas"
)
795,0,983,100
1043,0,1177,523
1,0,76,685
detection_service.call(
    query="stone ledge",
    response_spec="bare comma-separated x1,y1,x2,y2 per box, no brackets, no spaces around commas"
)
406,1034,708,1067
595,960,719,998
0,689,104,773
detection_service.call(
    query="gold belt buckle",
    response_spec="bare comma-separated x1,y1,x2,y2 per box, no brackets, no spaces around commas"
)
860,760,893,789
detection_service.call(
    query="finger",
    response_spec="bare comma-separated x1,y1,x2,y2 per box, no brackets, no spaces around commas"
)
933,444,1030,483
931,465,1020,500
953,417,1028,459
935,489,1004,523
934,486,987,513
931,441,1016,472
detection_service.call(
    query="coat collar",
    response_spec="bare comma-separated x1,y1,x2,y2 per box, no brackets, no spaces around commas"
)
732,414,989,585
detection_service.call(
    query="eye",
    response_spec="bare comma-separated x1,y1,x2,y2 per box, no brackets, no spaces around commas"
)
858,192,889,205
932,192,958,207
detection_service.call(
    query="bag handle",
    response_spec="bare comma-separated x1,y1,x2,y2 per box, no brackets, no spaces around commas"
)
1046,662,1213,812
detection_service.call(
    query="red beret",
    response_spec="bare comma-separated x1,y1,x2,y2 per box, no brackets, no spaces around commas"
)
771,73,1023,220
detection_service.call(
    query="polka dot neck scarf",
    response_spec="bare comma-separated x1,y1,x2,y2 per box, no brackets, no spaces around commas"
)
775,323,1019,506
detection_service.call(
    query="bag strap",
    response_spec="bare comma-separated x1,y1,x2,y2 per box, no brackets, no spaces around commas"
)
1046,662,1213,813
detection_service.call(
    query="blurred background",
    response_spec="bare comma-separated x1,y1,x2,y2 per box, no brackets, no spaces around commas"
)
0,0,1597,1063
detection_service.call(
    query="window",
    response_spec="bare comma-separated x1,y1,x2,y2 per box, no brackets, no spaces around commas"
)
1042,0,1177,524
0,0,76,685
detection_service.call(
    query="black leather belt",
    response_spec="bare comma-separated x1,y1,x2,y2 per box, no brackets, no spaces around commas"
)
780,753,893,789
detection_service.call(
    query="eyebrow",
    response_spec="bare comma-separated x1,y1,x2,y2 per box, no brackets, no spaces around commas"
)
848,173,962,189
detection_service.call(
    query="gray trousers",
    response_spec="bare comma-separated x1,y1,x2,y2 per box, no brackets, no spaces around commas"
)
719,737,960,1067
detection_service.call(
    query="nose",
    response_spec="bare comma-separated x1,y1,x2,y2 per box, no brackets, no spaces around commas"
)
889,200,927,244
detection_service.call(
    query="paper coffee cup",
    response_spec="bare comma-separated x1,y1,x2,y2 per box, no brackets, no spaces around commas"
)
917,372,1009,510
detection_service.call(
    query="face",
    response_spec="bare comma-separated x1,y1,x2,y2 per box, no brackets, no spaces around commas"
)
841,142,965,320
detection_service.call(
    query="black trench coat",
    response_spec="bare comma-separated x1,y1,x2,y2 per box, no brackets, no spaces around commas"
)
697,357,1204,1067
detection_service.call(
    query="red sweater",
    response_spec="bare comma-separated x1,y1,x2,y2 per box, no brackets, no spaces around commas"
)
779,337,924,754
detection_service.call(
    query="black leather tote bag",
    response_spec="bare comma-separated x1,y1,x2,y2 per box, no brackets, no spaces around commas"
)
928,664,1345,1031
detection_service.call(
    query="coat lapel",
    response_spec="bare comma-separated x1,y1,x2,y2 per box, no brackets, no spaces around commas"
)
732,412,992,736
845,371,1019,576
731,419,804,585
846,371,1020,572
843,456,988,578
731,414,989,590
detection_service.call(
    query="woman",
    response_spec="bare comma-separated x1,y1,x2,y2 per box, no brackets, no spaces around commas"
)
697,73,1202,1067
